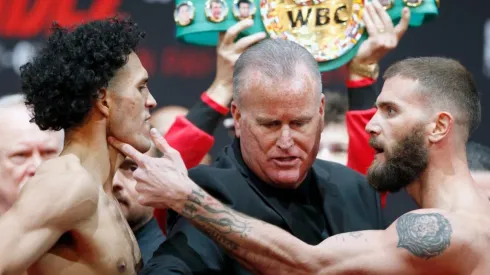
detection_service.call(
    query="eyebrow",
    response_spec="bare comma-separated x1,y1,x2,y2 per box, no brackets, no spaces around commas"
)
375,101,398,108
138,77,148,85
122,158,137,167
255,116,313,123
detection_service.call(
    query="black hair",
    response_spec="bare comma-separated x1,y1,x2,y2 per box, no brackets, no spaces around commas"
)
238,0,251,5
20,16,145,131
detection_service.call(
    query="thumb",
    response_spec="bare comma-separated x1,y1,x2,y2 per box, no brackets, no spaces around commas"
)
394,7,410,41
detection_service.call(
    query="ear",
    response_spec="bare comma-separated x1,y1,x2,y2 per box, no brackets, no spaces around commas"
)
231,100,241,138
94,87,110,118
428,112,452,143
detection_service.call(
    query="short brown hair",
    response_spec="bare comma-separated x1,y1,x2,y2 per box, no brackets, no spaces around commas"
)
383,57,480,140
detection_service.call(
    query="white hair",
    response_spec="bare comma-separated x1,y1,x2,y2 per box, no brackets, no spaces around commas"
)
232,39,322,104
0,93,65,150
0,94,26,108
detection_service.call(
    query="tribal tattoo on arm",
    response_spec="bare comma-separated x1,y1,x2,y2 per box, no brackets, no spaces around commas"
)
181,188,251,252
178,187,315,274
396,213,453,260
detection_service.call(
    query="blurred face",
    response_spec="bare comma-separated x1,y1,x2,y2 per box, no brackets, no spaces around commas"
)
179,5,190,24
211,2,222,18
365,76,429,192
232,67,324,188
317,122,348,164
106,52,157,153
113,157,153,230
0,106,63,213
239,3,250,18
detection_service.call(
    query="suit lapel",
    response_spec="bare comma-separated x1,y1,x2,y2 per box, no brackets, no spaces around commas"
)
224,140,295,232
245,179,295,232
312,162,346,236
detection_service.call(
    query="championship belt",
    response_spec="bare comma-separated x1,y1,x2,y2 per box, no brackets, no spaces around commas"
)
174,0,439,72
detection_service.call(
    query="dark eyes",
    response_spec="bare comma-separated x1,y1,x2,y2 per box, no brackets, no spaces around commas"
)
386,106,396,116
262,120,308,128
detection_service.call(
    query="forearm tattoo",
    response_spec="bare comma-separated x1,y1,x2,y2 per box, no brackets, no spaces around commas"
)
396,213,452,259
181,188,252,252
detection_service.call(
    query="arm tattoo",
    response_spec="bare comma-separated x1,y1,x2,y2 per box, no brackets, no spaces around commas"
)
181,188,251,252
396,213,452,259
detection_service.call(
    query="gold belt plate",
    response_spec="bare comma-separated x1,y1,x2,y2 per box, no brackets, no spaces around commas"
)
260,0,365,62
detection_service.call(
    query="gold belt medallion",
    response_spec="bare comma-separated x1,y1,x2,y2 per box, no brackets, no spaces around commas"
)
260,0,365,62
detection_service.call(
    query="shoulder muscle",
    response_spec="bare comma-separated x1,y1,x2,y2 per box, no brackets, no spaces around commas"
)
16,165,98,230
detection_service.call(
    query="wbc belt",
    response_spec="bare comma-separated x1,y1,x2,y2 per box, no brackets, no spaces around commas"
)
174,0,439,72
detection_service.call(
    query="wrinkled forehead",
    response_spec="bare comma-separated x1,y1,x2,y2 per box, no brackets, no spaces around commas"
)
240,71,319,111
376,76,427,109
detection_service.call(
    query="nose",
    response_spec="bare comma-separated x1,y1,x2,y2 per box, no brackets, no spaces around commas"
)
25,152,43,177
276,125,294,150
146,92,157,110
112,172,124,193
365,112,381,137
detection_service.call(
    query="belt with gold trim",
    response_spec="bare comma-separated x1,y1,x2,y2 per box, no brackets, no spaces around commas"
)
173,0,439,72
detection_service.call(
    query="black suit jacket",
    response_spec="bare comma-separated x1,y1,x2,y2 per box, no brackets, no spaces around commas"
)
141,140,384,275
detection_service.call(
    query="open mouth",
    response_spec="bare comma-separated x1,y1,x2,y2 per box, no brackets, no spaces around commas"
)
115,196,129,207
272,157,300,166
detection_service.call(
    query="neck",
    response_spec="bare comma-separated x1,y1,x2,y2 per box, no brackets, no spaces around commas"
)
406,148,473,210
131,214,154,232
60,118,124,193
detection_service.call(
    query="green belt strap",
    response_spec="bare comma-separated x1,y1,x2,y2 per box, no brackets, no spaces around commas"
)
174,0,439,72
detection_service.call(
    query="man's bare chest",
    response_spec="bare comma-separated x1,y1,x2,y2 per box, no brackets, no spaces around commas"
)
28,192,141,275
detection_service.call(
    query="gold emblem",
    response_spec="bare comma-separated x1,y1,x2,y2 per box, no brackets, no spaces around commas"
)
205,0,229,23
435,0,439,8
403,0,423,8
379,0,394,10
174,1,195,26
260,0,365,62
233,0,257,20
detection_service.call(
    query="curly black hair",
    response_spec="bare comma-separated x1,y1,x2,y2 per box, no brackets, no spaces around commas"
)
20,17,146,131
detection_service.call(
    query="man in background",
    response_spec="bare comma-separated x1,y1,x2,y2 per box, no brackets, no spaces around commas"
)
317,91,349,165
177,3,192,26
0,94,63,215
237,0,252,19
210,0,223,21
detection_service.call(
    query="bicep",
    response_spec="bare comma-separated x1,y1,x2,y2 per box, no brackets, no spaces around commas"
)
141,215,227,275
314,211,458,275
0,204,65,273
0,174,97,274
312,230,412,274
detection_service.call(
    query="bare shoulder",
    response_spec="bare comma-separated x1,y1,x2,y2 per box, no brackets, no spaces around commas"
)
17,154,98,229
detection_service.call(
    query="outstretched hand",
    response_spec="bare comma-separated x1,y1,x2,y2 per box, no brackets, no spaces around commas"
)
108,129,193,210
353,0,411,65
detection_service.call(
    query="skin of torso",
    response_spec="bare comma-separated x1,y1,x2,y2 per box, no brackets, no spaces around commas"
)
26,155,141,275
